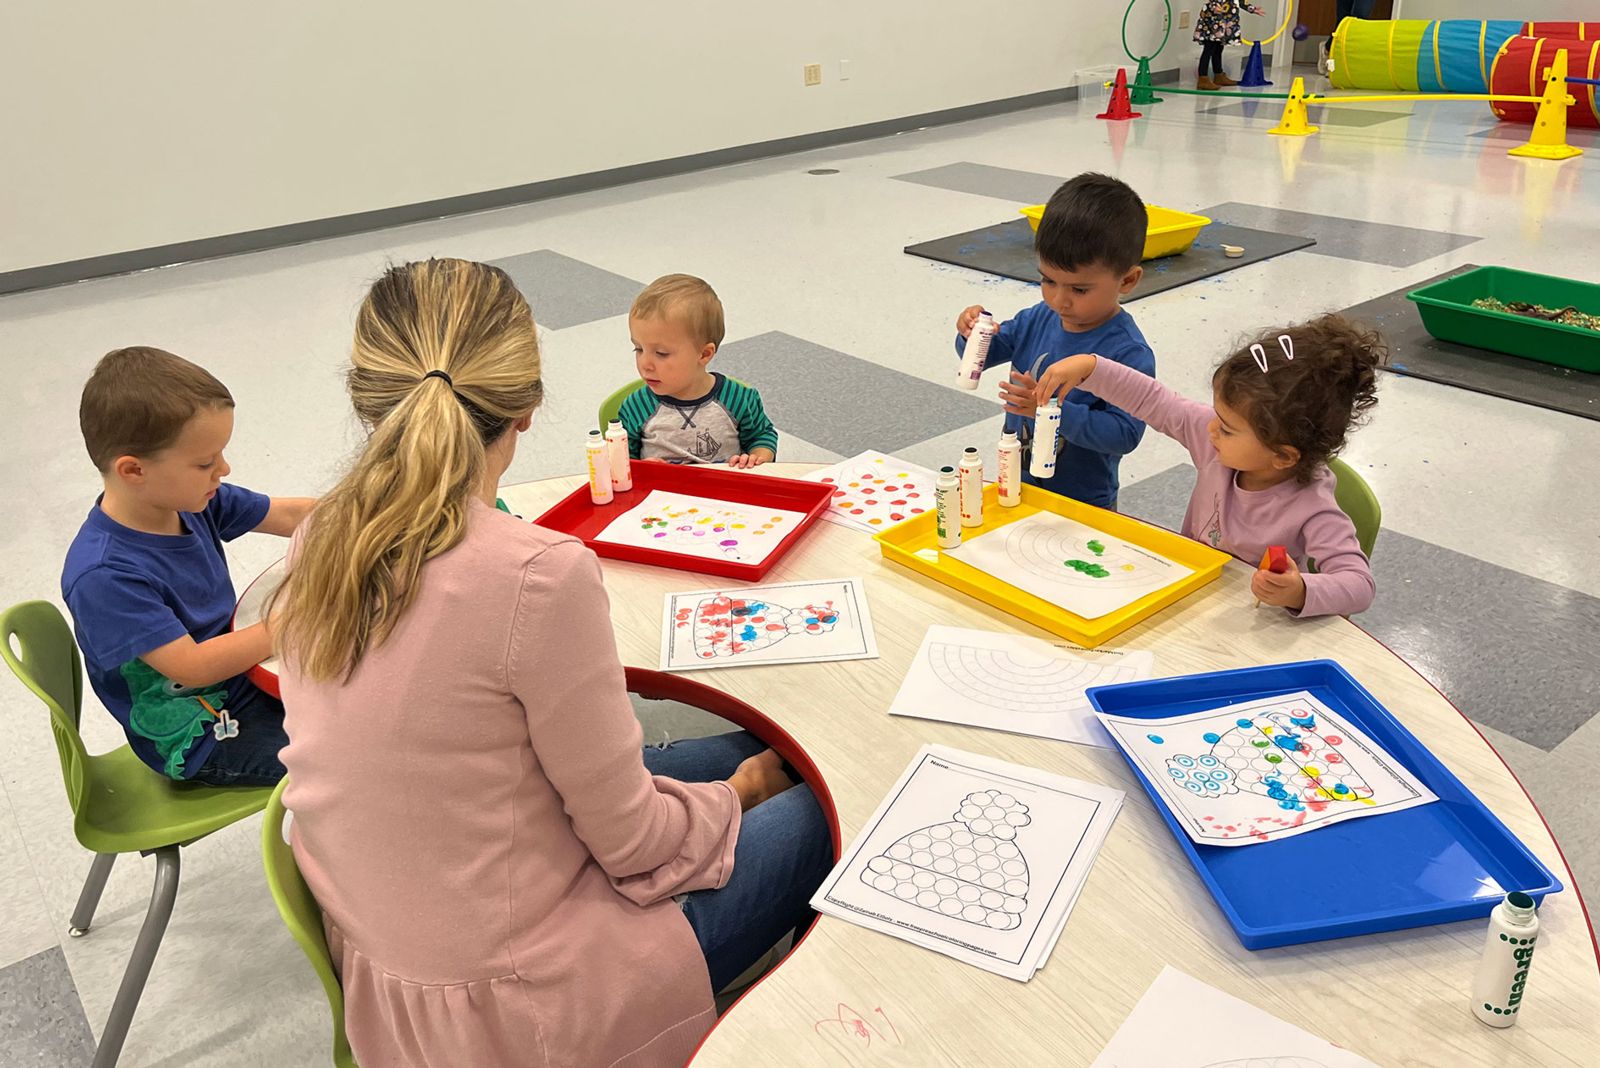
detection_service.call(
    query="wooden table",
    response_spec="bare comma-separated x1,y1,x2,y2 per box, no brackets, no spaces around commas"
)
484,465,1596,1064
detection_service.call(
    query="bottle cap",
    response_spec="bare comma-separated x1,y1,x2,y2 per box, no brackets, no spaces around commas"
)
964,447,978,454
589,428,603,437
1504,891,1538,921
940,465,955,474
609,419,622,426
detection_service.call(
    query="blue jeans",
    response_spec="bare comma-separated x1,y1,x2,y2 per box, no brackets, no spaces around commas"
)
189,679,289,787
1336,0,1374,21
642,731,833,991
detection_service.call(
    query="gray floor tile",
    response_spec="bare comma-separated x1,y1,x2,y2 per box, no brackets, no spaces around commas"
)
1121,464,1600,751
1201,102,1409,128
890,162,1064,205
486,250,644,331
0,947,96,1066
1194,202,1481,267
715,331,995,456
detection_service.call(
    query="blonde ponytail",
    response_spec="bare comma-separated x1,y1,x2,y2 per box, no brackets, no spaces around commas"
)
274,259,543,680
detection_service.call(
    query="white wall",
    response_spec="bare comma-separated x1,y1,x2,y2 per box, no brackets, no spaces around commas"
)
1396,1,1594,20
0,1,1165,276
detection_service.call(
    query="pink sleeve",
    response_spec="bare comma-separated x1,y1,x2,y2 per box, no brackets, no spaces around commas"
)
1297,506,1376,618
508,541,741,906
1081,356,1218,466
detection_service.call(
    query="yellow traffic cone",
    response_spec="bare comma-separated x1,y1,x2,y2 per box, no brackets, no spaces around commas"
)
1509,48,1582,160
1268,78,1319,137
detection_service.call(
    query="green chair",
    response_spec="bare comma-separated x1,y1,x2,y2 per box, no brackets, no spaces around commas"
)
597,379,644,431
261,778,357,1067
1328,457,1382,559
0,601,275,1068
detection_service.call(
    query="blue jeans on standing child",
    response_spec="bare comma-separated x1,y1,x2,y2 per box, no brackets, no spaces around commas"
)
642,730,833,991
189,678,289,787
1336,0,1374,21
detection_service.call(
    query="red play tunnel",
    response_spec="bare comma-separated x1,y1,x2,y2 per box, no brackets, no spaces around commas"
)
1490,36,1600,128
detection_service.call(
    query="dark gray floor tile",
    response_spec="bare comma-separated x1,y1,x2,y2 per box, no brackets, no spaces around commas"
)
890,163,1065,205
1194,201,1481,267
1120,464,1600,750
0,947,96,1066
486,250,644,331
715,332,995,456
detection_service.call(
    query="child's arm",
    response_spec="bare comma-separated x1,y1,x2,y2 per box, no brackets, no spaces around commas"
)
616,389,652,460
1285,508,1376,618
1037,353,1217,464
726,381,778,468
141,623,275,690
954,305,1019,373
254,497,317,537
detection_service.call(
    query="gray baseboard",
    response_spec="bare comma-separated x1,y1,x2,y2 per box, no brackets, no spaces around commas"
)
0,70,1176,297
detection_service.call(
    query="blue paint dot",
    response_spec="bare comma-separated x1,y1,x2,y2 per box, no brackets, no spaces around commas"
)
1333,783,1350,795
1274,735,1300,751
1236,718,1253,728
1203,732,1221,744
806,616,818,625
740,626,758,641
1147,734,1164,744
1291,714,1317,728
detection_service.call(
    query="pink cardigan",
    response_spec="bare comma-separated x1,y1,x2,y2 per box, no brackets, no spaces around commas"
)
280,503,741,1067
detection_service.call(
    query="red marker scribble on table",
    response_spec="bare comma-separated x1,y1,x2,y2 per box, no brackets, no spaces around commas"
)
813,1003,902,1048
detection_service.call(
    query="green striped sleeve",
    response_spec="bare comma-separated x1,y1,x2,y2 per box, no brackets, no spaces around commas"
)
722,378,778,458
616,388,658,459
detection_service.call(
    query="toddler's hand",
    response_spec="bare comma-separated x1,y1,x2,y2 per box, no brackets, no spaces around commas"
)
1252,555,1308,611
1033,354,1099,406
999,371,1039,418
955,305,987,339
727,454,757,469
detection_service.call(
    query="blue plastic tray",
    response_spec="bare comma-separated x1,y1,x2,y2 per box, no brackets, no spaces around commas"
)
1086,660,1562,949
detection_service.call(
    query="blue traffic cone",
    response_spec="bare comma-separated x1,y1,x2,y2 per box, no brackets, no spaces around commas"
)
1238,41,1271,87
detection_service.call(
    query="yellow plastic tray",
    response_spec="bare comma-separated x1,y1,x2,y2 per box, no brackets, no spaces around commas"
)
875,484,1232,648
1019,204,1212,261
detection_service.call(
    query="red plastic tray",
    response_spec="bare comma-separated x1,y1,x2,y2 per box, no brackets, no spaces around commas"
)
533,462,835,581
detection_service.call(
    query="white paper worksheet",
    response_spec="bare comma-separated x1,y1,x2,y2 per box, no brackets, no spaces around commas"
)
810,745,1123,981
1091,967,1382,1068
659,578,877,671
802,450,938,534
945,512,1194,619
888,626,1154,747
594,489,808,566
1097,691,1437,847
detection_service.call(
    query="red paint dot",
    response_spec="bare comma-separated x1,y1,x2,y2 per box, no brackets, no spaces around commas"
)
890,513,905,521
851,508,864,515
765,624,785,631
861,487,876,494
891,499,908,505
1326,735,1343,746
831,489,845,498
906,492,921,498
884,485,900,492
821,478,835,484
1326,753,1342,764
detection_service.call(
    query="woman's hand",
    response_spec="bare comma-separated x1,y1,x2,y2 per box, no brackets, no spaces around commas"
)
1032,354,1099,407
727,749,794,811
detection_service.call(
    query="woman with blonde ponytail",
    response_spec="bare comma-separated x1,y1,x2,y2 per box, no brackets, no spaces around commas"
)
276,259,830,1068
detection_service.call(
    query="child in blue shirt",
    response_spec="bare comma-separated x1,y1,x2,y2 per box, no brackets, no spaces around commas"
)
953,172,1155,509
61,347,314,785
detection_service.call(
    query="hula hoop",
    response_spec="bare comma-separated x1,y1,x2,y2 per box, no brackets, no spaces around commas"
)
1242,0,1295,47
1122,0,1173,63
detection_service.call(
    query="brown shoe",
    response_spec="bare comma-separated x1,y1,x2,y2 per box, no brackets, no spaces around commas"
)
1197,76,1219,91
1214,71,1239,86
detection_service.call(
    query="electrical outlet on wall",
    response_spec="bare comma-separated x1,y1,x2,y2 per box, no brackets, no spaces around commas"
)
1179,9,1191,28
803,63,822,86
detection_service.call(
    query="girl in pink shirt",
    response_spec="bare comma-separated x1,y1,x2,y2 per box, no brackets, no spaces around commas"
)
1035,314,1384,618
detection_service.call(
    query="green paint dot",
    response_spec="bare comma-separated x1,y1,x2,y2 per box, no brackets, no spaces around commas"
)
1086,539,1106,556
1266,753,1283,764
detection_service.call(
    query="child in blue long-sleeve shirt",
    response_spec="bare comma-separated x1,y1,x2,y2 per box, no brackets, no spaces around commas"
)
954,172,1154,509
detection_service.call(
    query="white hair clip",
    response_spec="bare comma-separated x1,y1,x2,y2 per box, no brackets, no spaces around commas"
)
1250,343,1269,373
1279,334,1295,361
1252,335,1296,374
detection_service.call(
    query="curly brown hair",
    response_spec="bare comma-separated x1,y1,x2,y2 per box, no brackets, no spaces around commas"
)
1212,314,1386,484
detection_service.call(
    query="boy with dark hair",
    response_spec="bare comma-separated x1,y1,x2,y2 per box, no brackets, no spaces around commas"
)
62,346,314,785
953,172,1155,509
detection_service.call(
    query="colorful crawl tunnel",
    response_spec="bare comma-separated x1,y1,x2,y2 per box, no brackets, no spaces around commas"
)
1330,18,1522,92
1490,36,1600,129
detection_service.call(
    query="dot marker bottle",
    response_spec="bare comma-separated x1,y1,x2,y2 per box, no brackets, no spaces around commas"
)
958,447,984,528
997,431,1022,508
1472,891,1540,1027
934,466,960,549
585,429,613,505
605,419,632,492
1030,399,1062,480
956,312,997,390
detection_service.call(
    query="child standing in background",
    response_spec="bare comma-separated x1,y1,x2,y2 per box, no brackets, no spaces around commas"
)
1034,315,1383,618
953,172,1154,511
1195,0,1266,90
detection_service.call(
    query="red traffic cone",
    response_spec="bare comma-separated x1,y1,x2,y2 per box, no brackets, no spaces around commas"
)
1097,67,1142,121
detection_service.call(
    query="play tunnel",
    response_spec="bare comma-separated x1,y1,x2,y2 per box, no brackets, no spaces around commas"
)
1490,35,1600,128
1331,18,1522,92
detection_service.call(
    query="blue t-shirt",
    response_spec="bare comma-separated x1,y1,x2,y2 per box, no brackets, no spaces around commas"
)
60,483,270,777
956,305,1155,508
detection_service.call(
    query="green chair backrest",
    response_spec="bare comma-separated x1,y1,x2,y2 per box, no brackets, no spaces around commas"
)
261,778,357,1068
597,380,645,432
0,601,91,812
1328,458,1382,560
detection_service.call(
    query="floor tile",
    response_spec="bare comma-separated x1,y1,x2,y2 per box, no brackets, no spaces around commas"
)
889,162,1064,205
486,249,644,331
1194,201,1481,267
0,792,57,970
0,947,96,1066
715,331,996,457
1202,102,1410,127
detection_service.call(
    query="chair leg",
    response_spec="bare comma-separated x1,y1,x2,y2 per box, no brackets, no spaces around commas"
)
69,853,119,937
91,847,180,1068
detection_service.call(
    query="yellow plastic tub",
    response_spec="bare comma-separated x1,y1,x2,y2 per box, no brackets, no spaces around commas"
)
1020,204,1212,260
875,484,1231,648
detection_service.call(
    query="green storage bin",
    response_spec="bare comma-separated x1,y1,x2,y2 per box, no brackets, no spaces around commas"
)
1406,266,1600,373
